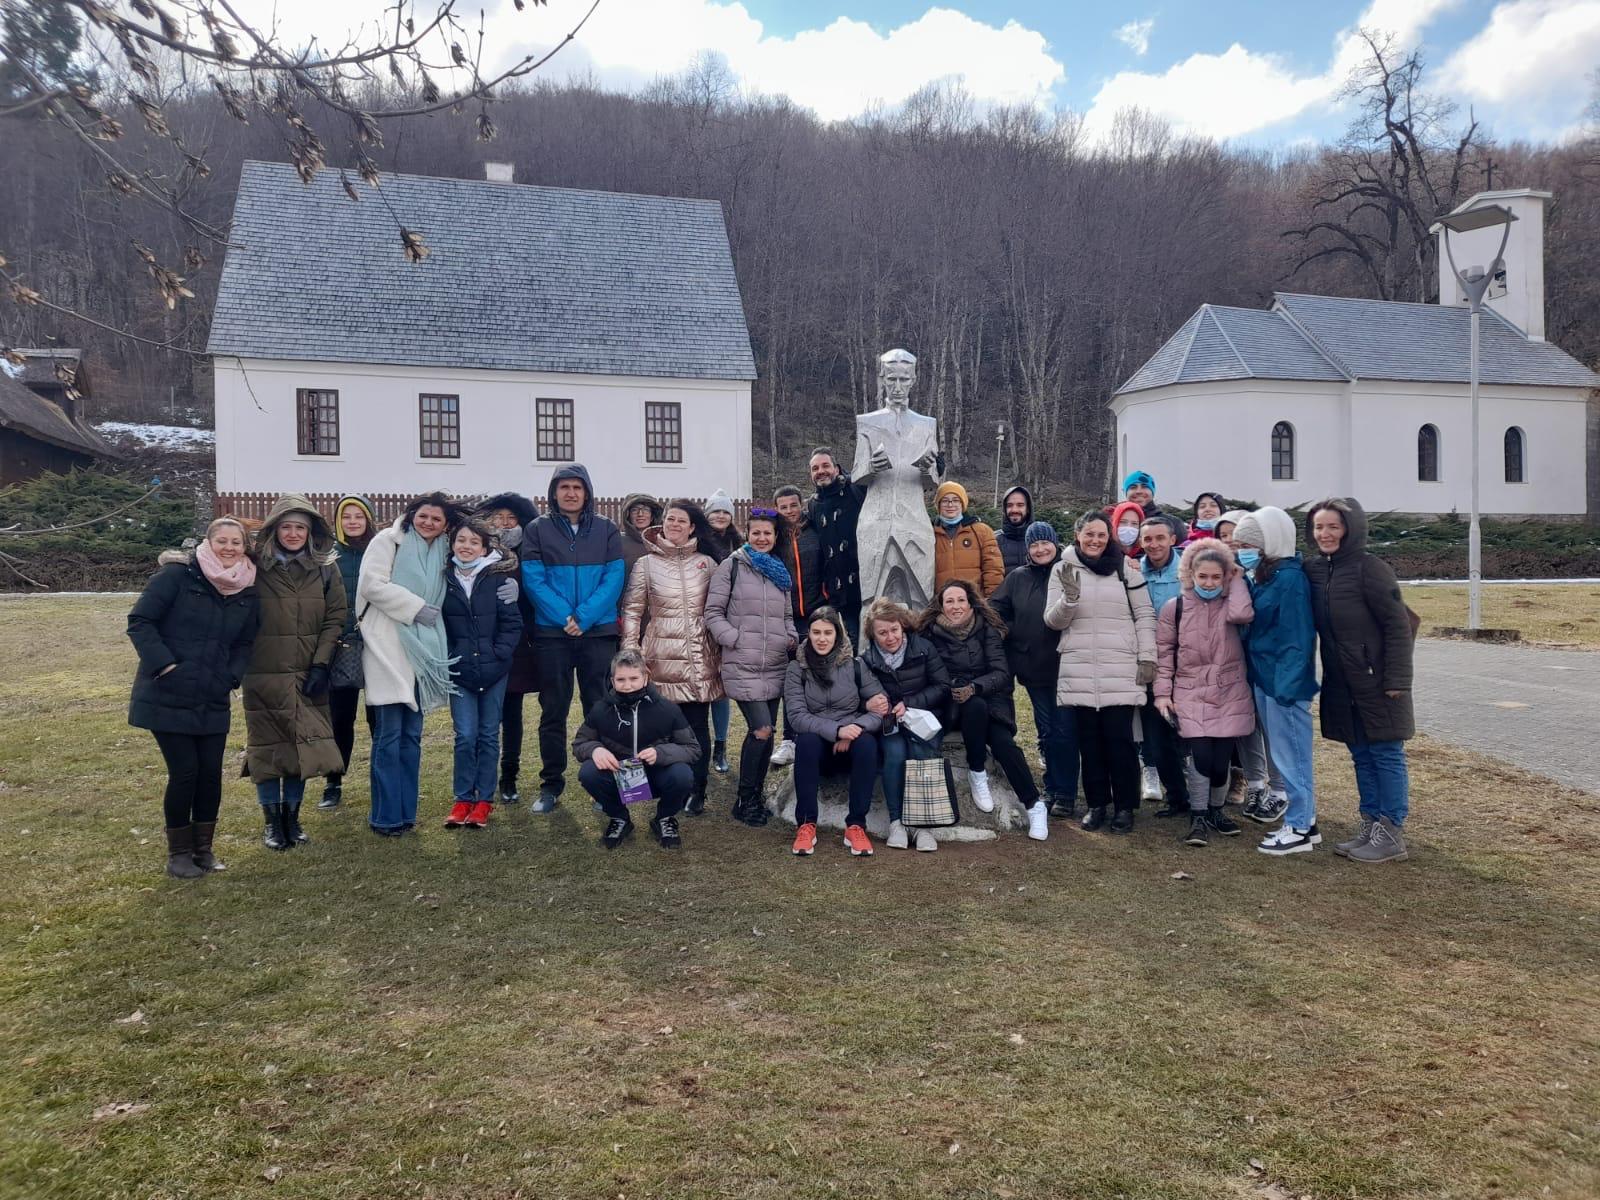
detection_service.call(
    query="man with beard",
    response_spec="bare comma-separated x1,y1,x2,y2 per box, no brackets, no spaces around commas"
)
807,447,868,649
996,485,1035,574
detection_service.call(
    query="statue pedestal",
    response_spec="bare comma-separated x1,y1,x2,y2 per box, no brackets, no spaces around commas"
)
762,734,1028,843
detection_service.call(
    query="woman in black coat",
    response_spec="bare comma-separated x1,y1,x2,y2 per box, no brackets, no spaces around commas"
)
859,597,950,852
919,579,1042,831
1306,497,1416,864
477,492,541,803
127,517,261,878
321,494,378,810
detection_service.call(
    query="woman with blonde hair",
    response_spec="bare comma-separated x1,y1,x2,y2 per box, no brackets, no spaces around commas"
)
859,595,950,851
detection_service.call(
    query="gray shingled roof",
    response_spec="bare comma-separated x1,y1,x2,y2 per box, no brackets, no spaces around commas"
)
207,161,756,381
0,371,115,458
1117,292,1598,395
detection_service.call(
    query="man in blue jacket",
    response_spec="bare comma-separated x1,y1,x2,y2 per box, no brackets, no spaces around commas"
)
522,464,625,811
1138,513,1190,817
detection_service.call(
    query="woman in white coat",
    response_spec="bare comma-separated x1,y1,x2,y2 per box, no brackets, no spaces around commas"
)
1044,510,1157,833
358,492,465,835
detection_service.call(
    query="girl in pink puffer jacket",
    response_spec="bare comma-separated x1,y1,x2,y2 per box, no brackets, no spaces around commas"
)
1153,537,1255,845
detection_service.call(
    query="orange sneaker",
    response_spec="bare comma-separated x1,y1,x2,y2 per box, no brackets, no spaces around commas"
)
465,801,493,828
843,824,874,856
444,801,472,828
791,822,818,856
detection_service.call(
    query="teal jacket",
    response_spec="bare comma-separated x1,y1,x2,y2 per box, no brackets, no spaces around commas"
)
1240,555,1319,704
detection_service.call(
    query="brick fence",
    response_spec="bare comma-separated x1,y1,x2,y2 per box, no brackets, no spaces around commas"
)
212,492,755,526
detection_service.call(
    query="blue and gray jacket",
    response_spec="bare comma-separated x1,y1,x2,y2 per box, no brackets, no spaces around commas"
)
520,463,625,640
1142,549,1182,616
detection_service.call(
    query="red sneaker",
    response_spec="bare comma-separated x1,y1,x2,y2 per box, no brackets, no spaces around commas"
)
791,822,818,856
843,824,874,856
465,801,493,828
444,801,472,828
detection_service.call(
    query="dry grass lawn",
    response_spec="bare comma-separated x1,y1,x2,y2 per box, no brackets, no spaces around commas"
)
1404,584,1600,647
1,597,1597,1199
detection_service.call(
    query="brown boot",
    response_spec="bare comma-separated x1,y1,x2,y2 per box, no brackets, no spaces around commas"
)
191,821,226,872
165,825,206,879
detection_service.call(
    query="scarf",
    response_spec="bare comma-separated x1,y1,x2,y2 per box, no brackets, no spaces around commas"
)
741,545,792,593
935,612,978,640
803,620,852,685
393,527,457,712
1078,542,1124,577
195,541,256,595
878,639,908,671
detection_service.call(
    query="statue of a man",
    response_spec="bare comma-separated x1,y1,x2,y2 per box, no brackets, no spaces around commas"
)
854,348,942,610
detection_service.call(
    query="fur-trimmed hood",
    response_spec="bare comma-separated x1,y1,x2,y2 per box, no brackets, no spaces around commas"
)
256,494,337,567
476,491,539,527
1177,536,1236,590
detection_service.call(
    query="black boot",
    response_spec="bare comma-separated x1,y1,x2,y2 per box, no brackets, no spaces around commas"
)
1080,806,1109,832
1154,796,1190,818
191,821,225,871
712,740,730,774
165,825,206,879
288,799,309,844
741,736,774,826
262,804,294,851
318,777,343,809
686,788,707,816
1110,807,1135,834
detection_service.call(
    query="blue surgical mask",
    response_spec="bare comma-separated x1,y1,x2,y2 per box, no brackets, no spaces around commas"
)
1195,519,1216,531
1236,548,1261,570
1194,583,1224,601
939,513,964,530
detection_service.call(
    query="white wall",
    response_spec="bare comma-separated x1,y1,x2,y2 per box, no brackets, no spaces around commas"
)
1436,190,1548,340
1111,377,1589,515
214,358,753,499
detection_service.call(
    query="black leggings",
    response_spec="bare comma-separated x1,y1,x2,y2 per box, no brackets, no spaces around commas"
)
152,730,228,827
1187,736,1235,789
328,686,376,784
678,701,713,795
735,696,780,800
501,689,526,788
1073,705,1141,811
953,696,1040,804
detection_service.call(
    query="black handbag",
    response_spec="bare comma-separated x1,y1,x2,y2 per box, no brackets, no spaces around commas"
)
330,604,369,691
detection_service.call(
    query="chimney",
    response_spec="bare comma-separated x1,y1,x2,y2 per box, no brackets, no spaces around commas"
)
484,161,515,183
1436,187,1552,341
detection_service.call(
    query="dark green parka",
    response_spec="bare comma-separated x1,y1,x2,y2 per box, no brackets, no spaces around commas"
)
1303,498,1415,744
242,495,347,781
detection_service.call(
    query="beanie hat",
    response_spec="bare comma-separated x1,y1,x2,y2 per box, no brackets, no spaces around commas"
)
1024,520,1058,546
704,489,735,518
1231,507,1296,559
934,481,970,511
1122,469,1156,496
1218,508,1250,531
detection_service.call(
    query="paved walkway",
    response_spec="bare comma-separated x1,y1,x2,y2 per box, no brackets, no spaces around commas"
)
1413,639,1600,795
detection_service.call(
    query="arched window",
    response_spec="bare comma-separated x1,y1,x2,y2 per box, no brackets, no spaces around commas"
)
1270,421,1294,481
1418,424,1440,482
1504,426,1525,483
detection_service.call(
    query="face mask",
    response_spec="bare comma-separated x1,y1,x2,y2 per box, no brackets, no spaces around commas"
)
1236,548,1261,570
1117,526,1139,546
452,554,484,570
1194,583,1223,601
614,684,646,701
1195,519,1216,531
497,525,523,550
940,512,964,529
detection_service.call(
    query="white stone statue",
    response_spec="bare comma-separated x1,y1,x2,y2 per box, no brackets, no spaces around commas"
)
854,348,942,609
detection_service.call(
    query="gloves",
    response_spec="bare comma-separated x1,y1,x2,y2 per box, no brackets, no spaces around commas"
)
1055,562,1081,604
300,664,331,697
415,604,441,628
496,578,518,605
1135,660,1156,687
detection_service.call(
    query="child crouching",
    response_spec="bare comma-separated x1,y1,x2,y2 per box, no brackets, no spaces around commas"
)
574,650,702,850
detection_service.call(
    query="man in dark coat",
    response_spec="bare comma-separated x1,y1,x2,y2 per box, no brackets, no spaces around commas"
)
1305,497,1416,864
521,464,624,811
806,447,867,649
996,485,1035,574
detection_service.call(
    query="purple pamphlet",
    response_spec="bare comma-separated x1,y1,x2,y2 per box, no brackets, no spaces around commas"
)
616,759,654,806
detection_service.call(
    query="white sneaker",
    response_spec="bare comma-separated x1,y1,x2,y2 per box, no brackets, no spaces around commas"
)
1258,824,1318,856
1140,765,1162,802
914,828,938,851
769,739,796,767
1027,800,1049,841
968,770,994,813
886,820,909,850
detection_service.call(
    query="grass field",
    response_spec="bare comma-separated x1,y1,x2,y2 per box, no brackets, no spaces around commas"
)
2,597,1597,1200
1403,584,1600,647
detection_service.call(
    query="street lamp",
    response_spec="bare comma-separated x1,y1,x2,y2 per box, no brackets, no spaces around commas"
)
1431,203,1516,632
993,422,1006,507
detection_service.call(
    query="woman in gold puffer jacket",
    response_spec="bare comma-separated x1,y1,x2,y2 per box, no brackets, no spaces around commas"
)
621,499,725,813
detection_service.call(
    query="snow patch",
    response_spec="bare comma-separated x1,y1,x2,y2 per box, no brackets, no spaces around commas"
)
94,422,215,450
0,360,21,380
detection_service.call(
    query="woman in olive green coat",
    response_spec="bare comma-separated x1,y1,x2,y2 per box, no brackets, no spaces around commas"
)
243,495,347,851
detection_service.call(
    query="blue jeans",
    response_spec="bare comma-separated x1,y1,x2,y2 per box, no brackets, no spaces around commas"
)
371,701,424,831
450,677,507,803
712,697,731,742
1254,687,1315,828
1347,714,1410,827
1025,684,1079,802
255,777,306,807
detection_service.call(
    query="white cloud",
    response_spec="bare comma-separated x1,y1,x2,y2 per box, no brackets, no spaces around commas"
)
1082,0,1462,142
1115,17,1154,56
491,0,1066,122
1442,0,1600,137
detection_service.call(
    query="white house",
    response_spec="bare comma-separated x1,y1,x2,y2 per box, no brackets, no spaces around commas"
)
207,161,756,507
1110,188,1598,516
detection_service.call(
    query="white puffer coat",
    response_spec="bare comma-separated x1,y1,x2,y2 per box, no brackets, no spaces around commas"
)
1043,546,1156,709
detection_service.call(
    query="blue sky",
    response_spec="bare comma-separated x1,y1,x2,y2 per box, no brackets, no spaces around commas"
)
300,0,1600,145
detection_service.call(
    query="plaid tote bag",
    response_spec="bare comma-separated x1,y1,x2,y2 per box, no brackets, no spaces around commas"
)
899,731,959,828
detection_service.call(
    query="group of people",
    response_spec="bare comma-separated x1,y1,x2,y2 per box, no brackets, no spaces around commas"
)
127,452,1417,877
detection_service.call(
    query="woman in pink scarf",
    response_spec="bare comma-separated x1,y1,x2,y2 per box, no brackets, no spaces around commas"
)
127,517,262,879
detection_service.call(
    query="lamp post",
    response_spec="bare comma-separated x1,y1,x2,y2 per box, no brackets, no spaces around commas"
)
1431,203,1516,632
993,422,1006,507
